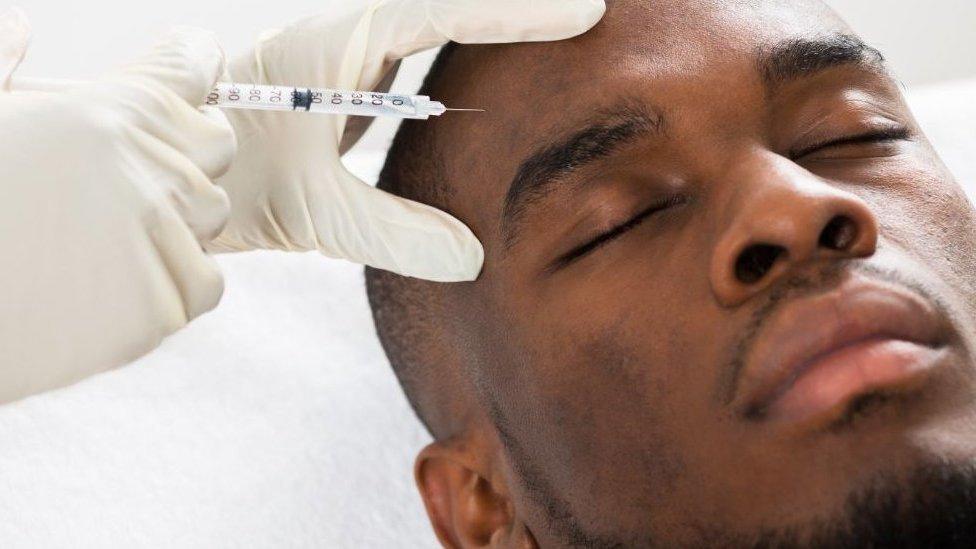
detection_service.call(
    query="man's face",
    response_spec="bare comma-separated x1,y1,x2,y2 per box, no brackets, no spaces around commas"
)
429,0,976,545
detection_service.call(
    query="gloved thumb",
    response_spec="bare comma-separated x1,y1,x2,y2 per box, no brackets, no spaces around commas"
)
314,169,484,282
0,7,30,90
116,26,226,106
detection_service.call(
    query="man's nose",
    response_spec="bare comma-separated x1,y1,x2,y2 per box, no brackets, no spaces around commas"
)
709,154,879,307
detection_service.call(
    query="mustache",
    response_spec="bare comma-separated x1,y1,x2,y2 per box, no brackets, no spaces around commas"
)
719,261,950,406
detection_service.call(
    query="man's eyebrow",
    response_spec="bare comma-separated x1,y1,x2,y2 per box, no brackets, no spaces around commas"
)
758,33,886,91
502,103,665,247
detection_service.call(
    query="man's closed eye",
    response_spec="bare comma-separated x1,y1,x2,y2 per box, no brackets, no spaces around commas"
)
790,125,912,161
552,194,689,270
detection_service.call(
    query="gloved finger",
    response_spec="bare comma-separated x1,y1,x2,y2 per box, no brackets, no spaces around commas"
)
311,168,484,282
382,0,606,50
349,0,606,91
147,203,226,321
194,105,238,179
129,126,232,244
112,26,226,109
112,82,239,180
0,7,30,89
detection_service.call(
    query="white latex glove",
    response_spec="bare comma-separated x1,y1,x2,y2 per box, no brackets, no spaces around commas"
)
0,9,236,403
213,0,607,281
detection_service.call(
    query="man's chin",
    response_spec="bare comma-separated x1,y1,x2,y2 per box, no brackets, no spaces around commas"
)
742,459,976,549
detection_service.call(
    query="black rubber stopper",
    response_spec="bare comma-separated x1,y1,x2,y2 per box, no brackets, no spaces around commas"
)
291,88,313,111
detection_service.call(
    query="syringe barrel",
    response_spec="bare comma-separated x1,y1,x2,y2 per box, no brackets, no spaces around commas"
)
207,83,443,119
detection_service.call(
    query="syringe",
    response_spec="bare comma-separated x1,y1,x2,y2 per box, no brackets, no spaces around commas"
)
9,78,484,120
207,83,484,119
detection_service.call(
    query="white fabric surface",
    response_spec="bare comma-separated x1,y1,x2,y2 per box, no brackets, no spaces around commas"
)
0,80,974,548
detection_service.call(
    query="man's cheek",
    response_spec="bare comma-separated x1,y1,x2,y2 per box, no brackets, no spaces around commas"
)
517,320,689,512
867,166,976,284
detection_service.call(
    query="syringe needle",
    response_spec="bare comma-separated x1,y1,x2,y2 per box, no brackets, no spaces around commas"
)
445,108,487,112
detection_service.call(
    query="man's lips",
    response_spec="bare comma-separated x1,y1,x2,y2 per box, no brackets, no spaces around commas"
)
734,276,947,429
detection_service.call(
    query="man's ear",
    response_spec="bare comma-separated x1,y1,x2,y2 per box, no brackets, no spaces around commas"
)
415,436,535,548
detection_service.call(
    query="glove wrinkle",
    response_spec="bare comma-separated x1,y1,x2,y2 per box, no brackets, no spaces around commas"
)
0,7,30,89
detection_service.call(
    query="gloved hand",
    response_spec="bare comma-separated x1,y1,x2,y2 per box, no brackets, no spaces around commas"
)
0,8,236,403
212,0,607,281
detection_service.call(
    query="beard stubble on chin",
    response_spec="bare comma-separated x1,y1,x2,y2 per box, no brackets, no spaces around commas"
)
738,458,976,549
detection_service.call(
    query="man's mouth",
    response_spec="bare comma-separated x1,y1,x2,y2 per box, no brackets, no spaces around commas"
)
734,274,950,432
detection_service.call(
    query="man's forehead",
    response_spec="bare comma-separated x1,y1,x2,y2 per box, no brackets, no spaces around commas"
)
453,0,849,97
437,0,850,237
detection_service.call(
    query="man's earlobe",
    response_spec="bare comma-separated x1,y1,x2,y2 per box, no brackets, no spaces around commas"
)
415,438,530,548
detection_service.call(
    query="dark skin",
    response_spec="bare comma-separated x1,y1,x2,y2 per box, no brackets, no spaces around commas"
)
410,1,976,546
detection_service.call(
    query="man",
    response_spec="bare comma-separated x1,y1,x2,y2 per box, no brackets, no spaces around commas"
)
366,0,976,546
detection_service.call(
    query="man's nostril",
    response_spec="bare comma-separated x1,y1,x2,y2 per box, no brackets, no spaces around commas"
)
819,215,858,251
735,244,786,284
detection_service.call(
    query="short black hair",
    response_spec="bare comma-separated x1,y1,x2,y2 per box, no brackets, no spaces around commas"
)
365,43,462,438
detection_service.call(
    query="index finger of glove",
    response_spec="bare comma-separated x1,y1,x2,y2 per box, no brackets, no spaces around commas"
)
371,0,606,60
0,7,30,89
114,26,226,107
345,0,605,93
100,27,236,179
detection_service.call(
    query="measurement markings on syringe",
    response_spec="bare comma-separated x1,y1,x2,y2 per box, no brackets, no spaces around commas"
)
197,82,469,119
207,85,407,109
